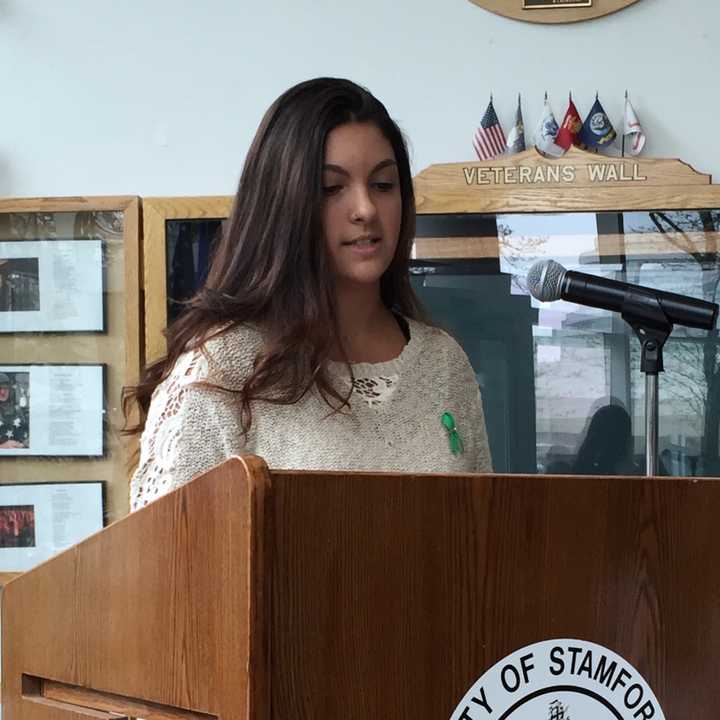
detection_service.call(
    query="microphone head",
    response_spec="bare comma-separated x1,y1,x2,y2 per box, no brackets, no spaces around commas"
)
526,259,567,302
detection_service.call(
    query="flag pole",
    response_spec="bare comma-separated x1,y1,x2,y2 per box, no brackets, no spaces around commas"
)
594,90,599,154
622,90,627,158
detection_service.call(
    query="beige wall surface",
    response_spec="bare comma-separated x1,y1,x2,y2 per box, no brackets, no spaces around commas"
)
0,0,717,197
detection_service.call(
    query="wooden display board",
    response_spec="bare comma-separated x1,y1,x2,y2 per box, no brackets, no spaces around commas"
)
140,147,720,362
0,197,142,553
414,145,720,214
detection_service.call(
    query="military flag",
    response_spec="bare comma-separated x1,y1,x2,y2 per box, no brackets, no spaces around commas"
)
506,94,526,155
556,93,583,151
623,91,646,156
534,93,563,158
579,94,617,149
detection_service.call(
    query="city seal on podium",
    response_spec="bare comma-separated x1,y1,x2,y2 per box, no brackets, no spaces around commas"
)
450,639,666,720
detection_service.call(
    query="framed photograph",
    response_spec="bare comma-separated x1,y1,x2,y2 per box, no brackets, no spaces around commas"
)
0,239,104,332
0,364,104,456
0,482,104,571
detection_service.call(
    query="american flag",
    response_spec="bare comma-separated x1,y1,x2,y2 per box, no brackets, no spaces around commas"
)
473,98,506,160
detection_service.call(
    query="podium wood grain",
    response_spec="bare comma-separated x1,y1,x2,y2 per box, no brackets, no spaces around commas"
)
268,470,720,718
4,459,720,718
2,456,270,720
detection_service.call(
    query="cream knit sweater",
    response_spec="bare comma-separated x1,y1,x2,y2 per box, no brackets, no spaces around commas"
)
130,318,492,510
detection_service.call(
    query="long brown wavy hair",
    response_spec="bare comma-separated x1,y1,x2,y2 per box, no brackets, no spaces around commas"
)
124,77,423,439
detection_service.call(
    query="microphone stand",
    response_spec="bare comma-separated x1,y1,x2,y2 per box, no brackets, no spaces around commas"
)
621,291,673,477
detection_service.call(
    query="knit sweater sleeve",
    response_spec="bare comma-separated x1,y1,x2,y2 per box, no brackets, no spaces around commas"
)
438,327,493,473
130,326,260,510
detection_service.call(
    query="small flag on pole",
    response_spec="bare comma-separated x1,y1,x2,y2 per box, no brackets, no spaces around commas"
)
506,94,526,155
473,96,506,161
579,94,617,149
623,92,646,156
556,93,583,151
534,93,563,158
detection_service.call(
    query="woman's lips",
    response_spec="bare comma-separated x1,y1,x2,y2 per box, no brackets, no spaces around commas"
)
342,237,381,255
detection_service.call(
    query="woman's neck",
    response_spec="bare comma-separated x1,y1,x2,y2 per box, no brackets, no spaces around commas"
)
332,283,406,363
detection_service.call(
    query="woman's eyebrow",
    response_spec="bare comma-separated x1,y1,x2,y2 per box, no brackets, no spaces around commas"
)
322,163,349,176
322,159,398,176
371,159,398,173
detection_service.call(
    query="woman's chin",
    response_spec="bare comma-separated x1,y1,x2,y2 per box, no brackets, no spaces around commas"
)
334,268,388,289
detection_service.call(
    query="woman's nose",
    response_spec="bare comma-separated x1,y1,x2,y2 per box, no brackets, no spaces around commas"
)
349,186,377,223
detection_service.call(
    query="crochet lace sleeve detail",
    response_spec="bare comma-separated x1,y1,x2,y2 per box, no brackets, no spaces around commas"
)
130,348,244,510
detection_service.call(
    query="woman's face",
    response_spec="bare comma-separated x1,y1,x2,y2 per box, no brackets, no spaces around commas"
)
321,122,402,290
0,386,9,403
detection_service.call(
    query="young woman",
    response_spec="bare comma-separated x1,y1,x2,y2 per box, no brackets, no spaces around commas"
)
126,77,492,511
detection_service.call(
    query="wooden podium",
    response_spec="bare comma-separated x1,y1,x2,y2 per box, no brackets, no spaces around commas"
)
3,456,720,718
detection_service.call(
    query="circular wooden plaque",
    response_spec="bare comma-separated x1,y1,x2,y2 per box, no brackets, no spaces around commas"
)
468,0,641,24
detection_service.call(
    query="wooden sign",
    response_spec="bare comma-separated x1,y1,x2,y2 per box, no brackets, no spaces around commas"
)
469,0,641,24
417,146,710,191
412,146,720,214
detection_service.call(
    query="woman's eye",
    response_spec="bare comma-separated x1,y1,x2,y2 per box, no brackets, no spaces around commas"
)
322,185,342,196
373,182,396,191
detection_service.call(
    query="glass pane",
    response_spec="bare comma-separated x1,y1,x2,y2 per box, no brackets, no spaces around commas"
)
166,218,223,324
413,209,720,477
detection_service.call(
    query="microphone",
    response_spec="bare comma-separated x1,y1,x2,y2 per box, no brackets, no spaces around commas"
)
526,259,718,331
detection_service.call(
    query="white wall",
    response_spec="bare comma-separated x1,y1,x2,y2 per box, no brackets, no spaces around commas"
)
2,0,717,197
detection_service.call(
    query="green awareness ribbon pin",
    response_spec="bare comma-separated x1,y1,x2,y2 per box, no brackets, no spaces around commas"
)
441,412,464,456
